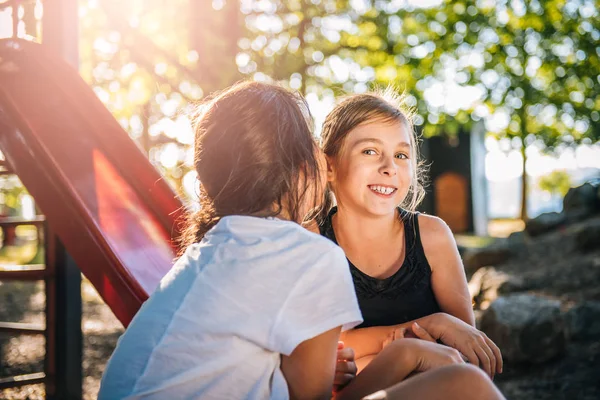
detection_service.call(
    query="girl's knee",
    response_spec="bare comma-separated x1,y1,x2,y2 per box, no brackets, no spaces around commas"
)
446,364,503,399
451,363,487,377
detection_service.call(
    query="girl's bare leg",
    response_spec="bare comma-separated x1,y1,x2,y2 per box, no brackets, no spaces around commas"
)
336,340,505,400
364,364,505,400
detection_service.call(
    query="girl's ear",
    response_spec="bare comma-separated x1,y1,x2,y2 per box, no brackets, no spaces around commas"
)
325,155,336,183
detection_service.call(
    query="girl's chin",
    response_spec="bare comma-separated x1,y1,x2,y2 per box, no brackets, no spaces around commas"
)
362,202,399,217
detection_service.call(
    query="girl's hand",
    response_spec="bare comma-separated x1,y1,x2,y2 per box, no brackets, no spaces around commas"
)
428,313,503,378
407,339,466,372
333,341,357,393
382,322,436,348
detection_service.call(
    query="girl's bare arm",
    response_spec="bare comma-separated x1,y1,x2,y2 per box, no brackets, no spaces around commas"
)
339,314,444,359
280,326,342,400
419,214,475,326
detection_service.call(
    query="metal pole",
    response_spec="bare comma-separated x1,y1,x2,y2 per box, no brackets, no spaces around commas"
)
41,1,83,399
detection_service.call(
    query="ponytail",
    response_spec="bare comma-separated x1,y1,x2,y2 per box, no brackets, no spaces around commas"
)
178,185,221,256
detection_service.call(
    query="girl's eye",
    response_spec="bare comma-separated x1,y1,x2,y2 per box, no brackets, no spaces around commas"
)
362,149,377,155
395,153,408,159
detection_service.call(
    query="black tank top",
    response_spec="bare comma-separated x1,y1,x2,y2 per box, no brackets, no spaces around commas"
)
320,207,441,328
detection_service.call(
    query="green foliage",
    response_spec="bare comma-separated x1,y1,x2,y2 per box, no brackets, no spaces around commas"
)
538,169,572,197
0,176,26,217
12,0,599,207
351,0,600,146
78,0,244,197
240,0,357,95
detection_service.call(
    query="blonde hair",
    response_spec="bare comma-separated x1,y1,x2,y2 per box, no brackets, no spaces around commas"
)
316,87,427,223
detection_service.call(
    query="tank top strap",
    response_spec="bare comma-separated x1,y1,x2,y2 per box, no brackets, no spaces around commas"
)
398,208,427,265
318,206,337,239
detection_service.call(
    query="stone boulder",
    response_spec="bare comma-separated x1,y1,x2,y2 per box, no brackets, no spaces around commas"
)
463,245,512,275
574,220,600,252
504,230,529,256
565,301,600,340
525,212,566,237
480,294,566,364
468,267,527,310
563,181,600,222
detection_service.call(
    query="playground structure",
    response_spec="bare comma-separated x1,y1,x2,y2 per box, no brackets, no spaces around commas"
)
0,1,184,398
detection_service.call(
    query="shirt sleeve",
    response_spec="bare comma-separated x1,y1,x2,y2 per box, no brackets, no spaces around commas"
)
268,245,363,356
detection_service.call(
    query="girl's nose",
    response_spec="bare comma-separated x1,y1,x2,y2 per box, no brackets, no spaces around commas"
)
379,155,397,176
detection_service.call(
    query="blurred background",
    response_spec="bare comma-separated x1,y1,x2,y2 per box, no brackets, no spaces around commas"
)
0,1,599,399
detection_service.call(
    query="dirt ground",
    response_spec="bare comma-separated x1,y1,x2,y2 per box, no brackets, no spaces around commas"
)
0,279,124,400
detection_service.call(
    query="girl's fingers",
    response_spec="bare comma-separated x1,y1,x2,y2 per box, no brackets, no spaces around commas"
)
412,322,436,342
462,347,479,368
337,346,355,362
392,327,406,340
383,328,404,349
337,341,345,350
473,345,492,378
485,336,503,374
333,372,355,386
479,339,497,377
336,360,357,375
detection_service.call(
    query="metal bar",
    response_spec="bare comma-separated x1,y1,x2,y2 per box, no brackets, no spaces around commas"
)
12,2,18,38
0,0,38,11
45,225,57,398
46,231,82,400
0,321,45,334
0,216,45,227
0,160,12,174
0,1,19,11
0,372,46,390
0,265,47,280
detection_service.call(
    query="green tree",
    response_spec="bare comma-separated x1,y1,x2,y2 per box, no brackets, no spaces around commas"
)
78,0,244,198
345,0,600,220
538,169,572,199
240,0,366,96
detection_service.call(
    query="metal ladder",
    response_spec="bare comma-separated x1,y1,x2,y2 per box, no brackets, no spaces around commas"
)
0,159,82,399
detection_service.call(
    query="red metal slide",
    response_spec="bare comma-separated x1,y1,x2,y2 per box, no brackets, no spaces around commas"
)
0,39,185,326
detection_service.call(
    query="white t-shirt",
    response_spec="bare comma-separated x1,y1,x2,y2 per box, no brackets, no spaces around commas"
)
98,215,363,400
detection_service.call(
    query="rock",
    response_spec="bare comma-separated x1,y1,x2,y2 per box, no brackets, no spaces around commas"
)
563,182,599,220
525,212,566,237
480,294,567,364
463,245,512,275
574,220,600,252
565,301,600,340
468,267,527,310
507,229,527,246
506,230,528,254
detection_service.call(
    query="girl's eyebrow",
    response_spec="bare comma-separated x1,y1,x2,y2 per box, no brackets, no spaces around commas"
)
352,138,411,149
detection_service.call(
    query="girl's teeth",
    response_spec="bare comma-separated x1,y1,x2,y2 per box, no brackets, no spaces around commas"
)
370,186,394,195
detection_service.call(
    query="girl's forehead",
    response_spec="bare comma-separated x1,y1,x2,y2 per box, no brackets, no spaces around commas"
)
346,119,411,144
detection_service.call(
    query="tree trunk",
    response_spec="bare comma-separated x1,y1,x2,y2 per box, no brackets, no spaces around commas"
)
519,135,528,221
189,0,242,92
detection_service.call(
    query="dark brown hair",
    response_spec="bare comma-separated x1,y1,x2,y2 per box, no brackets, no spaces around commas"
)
179,81,322,251
315,88,427,224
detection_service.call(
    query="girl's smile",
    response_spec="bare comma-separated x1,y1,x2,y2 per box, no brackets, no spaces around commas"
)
368,184,398,197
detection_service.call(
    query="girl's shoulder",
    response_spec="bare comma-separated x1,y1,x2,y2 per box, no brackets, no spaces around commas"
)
415,213,450,237
415,213,457,259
